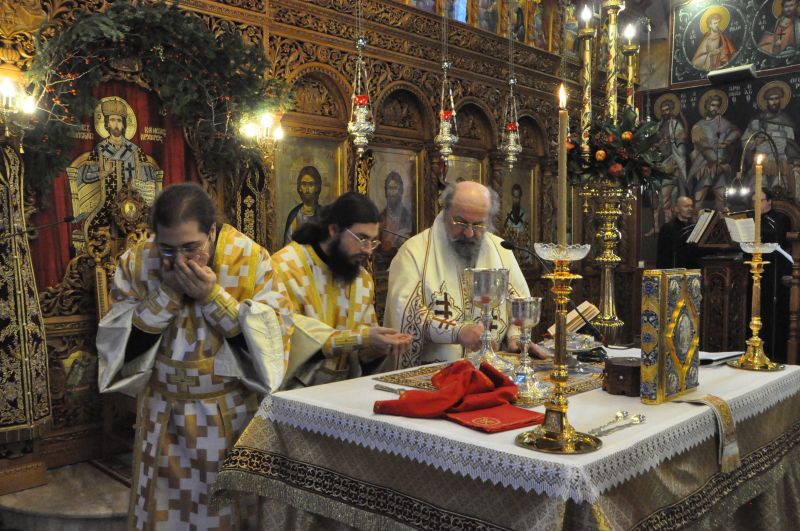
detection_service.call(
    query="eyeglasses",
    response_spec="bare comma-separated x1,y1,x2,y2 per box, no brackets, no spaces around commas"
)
158,236,210,260
449,216,487,233
345,228,381,250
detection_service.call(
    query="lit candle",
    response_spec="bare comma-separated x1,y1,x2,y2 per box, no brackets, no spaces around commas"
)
754,154,764,245
623,23,636,46
558,84,568,247
581,4,592,29
580,5,593,159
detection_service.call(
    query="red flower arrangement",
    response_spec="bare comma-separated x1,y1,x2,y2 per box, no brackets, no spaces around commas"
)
567,106,664,189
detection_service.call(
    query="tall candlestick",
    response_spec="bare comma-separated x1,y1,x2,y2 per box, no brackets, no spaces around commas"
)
558,84,568,246
622,24,639,114
754,154,763,245
578,6,595,162
603,1,624,125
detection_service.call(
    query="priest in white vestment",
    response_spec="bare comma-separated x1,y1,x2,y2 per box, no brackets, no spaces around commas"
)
385,181,544,367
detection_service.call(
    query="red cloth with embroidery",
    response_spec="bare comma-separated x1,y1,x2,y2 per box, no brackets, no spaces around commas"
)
374,360,515,418
374,361,543,432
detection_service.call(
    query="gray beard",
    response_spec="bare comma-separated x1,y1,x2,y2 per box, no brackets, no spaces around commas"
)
450,236,481,267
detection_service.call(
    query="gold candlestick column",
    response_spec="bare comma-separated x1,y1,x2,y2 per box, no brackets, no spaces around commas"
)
622,42,639,110
578,23,595,163
602,0,624,125
728,249,784,371
587,179,626,344
516,249,601,454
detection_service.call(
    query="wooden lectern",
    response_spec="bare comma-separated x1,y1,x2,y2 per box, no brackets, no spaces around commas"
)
691,211,749,353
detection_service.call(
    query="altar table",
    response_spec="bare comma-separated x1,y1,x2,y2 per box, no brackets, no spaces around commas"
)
213,352,800,530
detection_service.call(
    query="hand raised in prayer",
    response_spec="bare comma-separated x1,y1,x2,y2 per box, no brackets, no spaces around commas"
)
365,327,413,361
174,253,217,300
458,323,484,351
159,257,185,298
506,338,550,360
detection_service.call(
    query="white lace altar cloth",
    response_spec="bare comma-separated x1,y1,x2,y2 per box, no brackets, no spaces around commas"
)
262,349,800,504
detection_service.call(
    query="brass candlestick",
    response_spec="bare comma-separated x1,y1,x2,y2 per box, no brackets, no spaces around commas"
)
516,243,601,454
602,0,624,125
728,243,785,372
622,42,639,110
580,178,627,344
578,25,595,164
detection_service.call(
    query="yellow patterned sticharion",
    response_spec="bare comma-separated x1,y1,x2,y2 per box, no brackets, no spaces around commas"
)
98,223,292,530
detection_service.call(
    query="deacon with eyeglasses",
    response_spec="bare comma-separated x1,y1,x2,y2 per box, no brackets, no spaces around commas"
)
96,182,293,529
385,181,545,368
271,192,413,388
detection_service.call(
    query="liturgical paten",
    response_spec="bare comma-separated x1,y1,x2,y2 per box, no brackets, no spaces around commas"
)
640,269,702,404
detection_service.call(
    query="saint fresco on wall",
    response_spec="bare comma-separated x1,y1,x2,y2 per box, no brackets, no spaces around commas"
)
646,73,800,216
672,1,800,85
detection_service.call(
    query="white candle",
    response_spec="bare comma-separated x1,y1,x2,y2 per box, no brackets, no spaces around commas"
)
558,84,568,247
754,154,764,245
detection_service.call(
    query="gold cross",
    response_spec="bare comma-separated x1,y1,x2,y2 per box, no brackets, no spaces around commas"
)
167,372,199,394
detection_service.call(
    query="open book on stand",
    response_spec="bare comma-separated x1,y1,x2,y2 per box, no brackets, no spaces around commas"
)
687,209,715,244
547,301,600,337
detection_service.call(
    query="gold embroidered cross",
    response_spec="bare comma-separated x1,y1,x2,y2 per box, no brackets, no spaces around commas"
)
167,372,198,394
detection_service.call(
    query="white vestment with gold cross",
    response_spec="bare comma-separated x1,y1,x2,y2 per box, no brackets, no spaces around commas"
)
271,241,379,388
385,212,529,368
96,224,292,530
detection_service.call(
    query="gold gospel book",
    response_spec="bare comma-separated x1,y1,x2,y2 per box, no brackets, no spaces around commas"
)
640,269,702,404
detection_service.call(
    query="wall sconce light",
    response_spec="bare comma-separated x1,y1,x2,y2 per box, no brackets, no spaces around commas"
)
241,111,284,169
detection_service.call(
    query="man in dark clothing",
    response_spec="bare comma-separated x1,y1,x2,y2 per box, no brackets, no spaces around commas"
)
756,188,792,363
657,196,697,269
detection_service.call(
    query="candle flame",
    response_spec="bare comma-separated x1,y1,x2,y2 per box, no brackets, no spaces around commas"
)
756,154,764,165
580,5,592,24
623,24,636,43
558,84,567,109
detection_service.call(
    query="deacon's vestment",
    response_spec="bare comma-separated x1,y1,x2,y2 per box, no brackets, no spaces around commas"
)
272,241,379,388
97,224,292,530
385,212,529,368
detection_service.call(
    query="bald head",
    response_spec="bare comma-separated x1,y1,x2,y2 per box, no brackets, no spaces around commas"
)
675,196,693,222
450,181,491,212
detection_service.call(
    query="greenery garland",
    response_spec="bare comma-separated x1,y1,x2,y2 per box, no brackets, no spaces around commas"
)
23,0,290,197
567,106,665,190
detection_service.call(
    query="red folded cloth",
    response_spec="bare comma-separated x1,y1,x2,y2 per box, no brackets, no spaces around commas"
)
374,360,515,418
446,404,545,433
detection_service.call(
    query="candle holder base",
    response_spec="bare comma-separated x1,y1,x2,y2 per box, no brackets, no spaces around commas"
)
515,410,602,454
727,338,785,372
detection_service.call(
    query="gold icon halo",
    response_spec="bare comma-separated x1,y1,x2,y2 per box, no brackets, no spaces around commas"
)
697,89,729,115
699,5,731,34
93,96,138,140
654,93,682,120
757,80,792,111
773,0,785,18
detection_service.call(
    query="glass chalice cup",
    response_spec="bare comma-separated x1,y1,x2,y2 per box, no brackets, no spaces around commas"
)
465,267,514,374
509,296,549,406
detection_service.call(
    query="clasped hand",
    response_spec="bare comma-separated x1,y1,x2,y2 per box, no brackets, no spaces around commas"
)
161,252,216,301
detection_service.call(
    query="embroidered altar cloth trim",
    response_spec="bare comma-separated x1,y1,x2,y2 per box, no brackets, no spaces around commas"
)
263,350,800,504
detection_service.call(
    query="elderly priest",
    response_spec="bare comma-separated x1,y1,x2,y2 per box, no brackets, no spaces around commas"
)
385,181,543,367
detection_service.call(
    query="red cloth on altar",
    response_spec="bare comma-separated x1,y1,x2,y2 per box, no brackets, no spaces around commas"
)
374,360,544,432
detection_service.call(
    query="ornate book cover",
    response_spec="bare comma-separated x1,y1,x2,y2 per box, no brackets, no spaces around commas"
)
641,269,702,404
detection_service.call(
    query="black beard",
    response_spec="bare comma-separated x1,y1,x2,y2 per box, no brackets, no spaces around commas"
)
327,236,364,283
450,235,481,267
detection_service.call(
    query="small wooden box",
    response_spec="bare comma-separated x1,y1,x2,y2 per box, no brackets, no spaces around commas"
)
603,357,641,396
640,268,702,404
